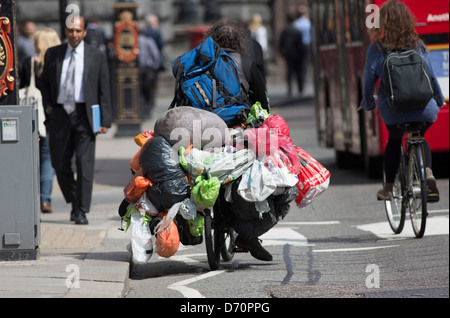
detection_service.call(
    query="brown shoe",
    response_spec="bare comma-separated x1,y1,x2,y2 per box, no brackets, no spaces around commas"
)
41,203,53,213
377,183,394,201
426,168,439,202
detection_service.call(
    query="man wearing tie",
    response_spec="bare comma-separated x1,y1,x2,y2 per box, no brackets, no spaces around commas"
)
41,15,112,224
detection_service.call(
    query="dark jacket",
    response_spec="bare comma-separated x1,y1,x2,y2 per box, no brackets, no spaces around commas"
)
361,43,444,125
279,24,304,59
227,50,270,112
41,42,112,129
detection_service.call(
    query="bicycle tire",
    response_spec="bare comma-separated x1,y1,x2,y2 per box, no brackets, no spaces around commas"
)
408,145,427,238
204,209,220,270
384,162,406,234
220,228,235,262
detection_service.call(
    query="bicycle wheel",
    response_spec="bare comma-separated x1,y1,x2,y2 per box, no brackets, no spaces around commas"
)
220,227,236,262
384,162,406,234
408,145,427,238
204,209,220,270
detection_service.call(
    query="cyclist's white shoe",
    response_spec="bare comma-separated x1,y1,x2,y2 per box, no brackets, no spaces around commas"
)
377,183,394,201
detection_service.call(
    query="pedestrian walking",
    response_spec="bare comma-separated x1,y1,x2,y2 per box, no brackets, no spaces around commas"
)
41,15,112,224
279,13,305,96
293,5,311,93
138,25,160,118
19,27,61,214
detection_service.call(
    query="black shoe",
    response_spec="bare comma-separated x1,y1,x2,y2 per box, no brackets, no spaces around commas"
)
70,210,76,222
74,211,89,225
235,235,272,261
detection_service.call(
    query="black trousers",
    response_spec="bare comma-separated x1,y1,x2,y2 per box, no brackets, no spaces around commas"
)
384,123,432,183
49,104,96,213
285,57,303,95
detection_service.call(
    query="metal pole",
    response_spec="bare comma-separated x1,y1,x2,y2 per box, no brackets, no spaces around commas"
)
59,0,68,41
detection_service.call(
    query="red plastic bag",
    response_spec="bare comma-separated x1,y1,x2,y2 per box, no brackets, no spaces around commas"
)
155,216,180,258
295,146,330,208
262,114,290,137
244,115,300,174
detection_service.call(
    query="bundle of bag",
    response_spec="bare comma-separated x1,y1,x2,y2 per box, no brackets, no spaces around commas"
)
119,107,233,263
118,103,331,263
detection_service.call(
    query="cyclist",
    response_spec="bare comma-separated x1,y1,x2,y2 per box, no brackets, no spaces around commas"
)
360,0,444,201
205,21,273,261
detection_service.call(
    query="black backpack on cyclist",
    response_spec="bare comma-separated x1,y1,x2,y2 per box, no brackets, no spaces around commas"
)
382,48,434,111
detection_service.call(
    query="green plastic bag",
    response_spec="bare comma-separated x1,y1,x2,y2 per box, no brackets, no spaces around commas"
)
191,175,220,207
188,213,204,237
245,102,269,125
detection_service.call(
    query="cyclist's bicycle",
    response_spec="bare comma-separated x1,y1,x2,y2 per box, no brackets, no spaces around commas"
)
202,189,248,270
384,122,432,238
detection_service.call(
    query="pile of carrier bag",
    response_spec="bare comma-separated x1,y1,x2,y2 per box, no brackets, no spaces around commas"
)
118,103,330,264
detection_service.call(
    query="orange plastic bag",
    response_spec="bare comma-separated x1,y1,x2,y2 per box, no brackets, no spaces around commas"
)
124,168,153,203
155,217,180,258
134,129,154,147
129,131,155,171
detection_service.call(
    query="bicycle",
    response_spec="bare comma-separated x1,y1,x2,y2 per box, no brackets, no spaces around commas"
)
384,122,431,238
202,189,245,270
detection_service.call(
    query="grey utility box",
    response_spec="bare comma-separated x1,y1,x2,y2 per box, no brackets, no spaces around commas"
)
0,105,40,260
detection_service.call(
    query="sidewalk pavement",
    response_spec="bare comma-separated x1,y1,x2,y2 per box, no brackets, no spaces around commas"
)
0,69,313,298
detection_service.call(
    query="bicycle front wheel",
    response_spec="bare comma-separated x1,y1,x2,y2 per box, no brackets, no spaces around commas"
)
384,162,406,234
408,145,427,238
204,209,220,270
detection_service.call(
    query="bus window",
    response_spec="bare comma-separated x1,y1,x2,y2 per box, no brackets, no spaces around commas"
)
344,0,364,43
318,0,336,45
421,33,449,45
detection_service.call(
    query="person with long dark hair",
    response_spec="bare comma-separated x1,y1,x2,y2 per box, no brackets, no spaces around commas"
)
360,0,444,201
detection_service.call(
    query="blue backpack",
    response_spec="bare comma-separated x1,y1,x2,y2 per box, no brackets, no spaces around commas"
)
170,37,250,126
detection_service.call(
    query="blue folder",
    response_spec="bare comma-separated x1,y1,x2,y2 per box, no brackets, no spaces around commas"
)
91,105,101,134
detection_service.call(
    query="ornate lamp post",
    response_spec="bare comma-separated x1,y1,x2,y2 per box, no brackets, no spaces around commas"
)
0,0,17,105
111,0,141,137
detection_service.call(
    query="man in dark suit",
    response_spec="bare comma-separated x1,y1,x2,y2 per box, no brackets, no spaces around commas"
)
41,15,112,224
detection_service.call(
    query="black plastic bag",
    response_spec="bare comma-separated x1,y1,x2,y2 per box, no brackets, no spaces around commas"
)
227,178,298,240
140,136,190,211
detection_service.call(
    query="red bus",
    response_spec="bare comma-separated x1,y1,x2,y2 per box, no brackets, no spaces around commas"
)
310,0,449,178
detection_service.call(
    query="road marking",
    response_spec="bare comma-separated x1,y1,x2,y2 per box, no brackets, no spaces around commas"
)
164,253,206,263
168,270,226,298
428,209,449,214
260,228,310,246
357,215,449,239
279,221,340,225
313,245,399,253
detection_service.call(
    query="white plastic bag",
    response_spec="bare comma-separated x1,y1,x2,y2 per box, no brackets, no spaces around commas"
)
207,148,255,184
184,147,255,185
264,151,299,188
238,159,277,202
129,212,153,264
132,192,159,216
179,198,198,220
155,201,183,233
